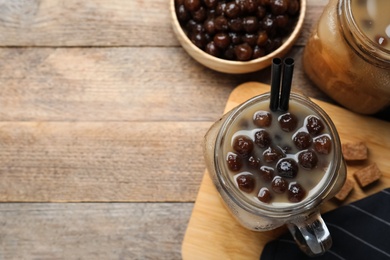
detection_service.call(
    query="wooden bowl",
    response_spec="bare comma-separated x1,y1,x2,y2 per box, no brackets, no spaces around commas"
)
170,0,306,74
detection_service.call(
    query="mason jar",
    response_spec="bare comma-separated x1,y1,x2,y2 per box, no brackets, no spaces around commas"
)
303,0,390,114
203,92,346,256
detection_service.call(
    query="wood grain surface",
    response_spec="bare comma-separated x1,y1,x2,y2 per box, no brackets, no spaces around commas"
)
0,202,192,259
0,0,328,47
182,82,390,259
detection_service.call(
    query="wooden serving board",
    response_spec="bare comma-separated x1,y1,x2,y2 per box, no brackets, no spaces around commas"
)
182,82,390,260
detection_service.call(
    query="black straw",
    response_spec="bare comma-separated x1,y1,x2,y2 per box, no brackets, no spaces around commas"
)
279,58,295,111
270,58,282,111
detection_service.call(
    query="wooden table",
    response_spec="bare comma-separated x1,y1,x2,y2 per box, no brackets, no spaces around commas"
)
0,1,388,259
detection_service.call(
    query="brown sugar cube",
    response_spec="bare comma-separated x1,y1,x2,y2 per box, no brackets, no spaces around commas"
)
353,163,382,188
334,178,354,201
342,142,368,161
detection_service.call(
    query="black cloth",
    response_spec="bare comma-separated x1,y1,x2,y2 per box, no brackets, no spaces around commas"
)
261,188,390,260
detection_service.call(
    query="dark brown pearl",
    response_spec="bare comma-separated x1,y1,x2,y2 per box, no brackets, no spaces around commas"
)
288,182,306,202
270,0,288,15
242,33,257,47
259,166,274,182
314,135,332,155
184,0,201,12
293,132,312,150
279,113,298,132
204,0,218,8
205,41,221,57
192,6,207,22
214,15,229,31
263,146,283,163
234,43,253,61
256,31,268,46
176,4,191,23
214,32,231,49
276,158,298,178
252,45,266,59
232,135,254,157
298,150,318,169
226,152,243,171
258,187,272,203
254,130,272,148
243,16,259,33
236,174,255,193
229,17,244,32
306,116,325,136
253,110,272,127
204,18,216,35
225,1,241,18
229,32,242,45
288,0,300,16
271,176,287,193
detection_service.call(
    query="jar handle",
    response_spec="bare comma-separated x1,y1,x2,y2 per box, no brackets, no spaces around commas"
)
287,211,332,256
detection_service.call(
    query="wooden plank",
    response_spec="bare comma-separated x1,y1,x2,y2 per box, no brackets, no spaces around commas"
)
0,0,174,47
182,82,390,259
0,202,193,259
0,47,329,122
0,121,209,202
0,0,327,46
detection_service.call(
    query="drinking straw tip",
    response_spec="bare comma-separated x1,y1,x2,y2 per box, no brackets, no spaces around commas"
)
279,58,295,111
270,58,282,111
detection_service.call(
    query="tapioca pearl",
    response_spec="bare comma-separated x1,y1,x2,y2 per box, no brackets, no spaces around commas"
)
259,166,274,182
254,130,272,148
235,173,255,193
306,115,324,136
253,110,272,127
203,0,218,9
298,150,318,169
226,152,243,172
287,0,300,15
229,18,244,32
242,0,259,13
252,45,266,59
214,32,231,49
204,18,216,34
233,135,254,157
234,42,253,61
270,0,288,15
176,4,191,23
214,15,229,31
263,146,284,163
375,35,388,47
192,6,207,22
229,32,242,45
205,41,221,57
247,155,261,169
242,33,258,47
288,182,306,202
278,113,298,132
225,1,241,18
257,187,272,203
314,135,332,155
276,158,299,178
184,0,201,12
271,176,288,193
293,131,312,150
243,16,259,33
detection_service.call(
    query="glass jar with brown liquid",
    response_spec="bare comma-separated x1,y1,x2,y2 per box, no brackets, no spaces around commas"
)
303,0,390,114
